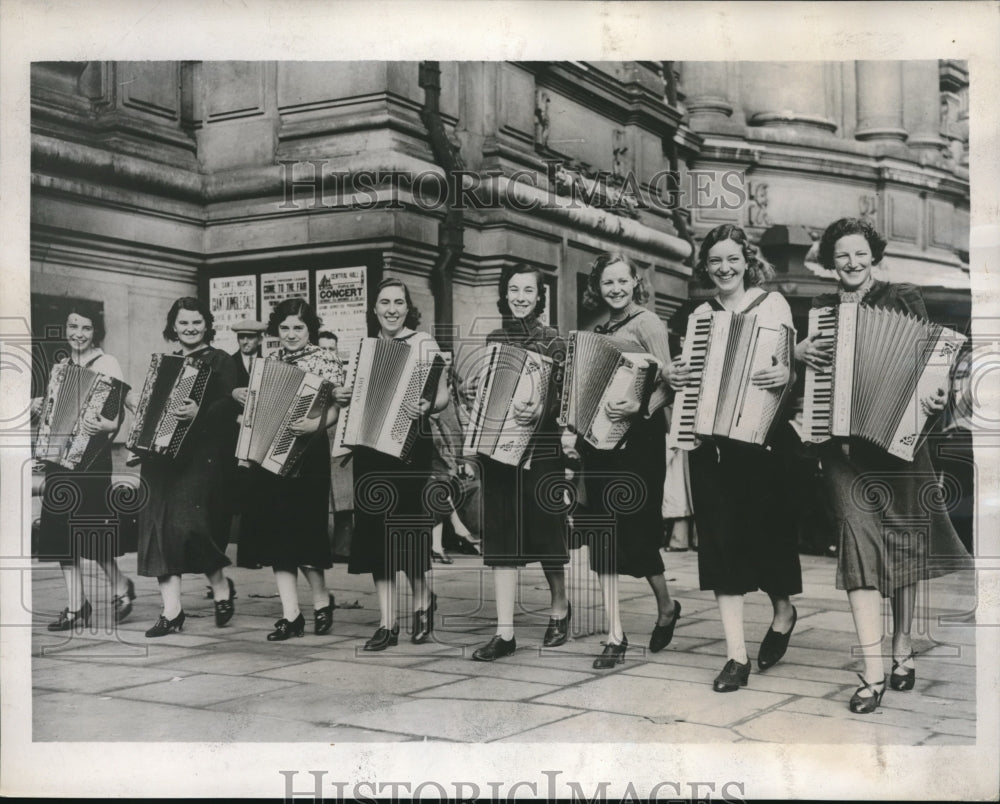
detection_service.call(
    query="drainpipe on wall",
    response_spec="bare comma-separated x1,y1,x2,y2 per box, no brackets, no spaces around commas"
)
419,61,465,353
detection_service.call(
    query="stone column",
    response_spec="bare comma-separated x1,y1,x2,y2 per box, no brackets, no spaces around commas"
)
854,61,907,143
741,62,837,134
679,62,742,133
903,60,945,158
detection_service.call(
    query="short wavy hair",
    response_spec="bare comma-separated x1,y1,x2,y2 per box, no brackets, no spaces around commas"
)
65,301,106,347
582,252,650,311
163,297,215,344
367,277,422,334
497,263,547,319
268,297,322,343
817,217,887,272
694,224,773,290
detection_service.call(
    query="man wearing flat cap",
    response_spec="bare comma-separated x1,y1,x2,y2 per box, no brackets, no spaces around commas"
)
230,319,266,392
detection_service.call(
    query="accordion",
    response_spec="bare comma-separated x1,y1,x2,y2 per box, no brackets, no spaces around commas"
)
668,310,795,450
339,337,445,461
801,303,966,461
558,331,660,450
236,358,334,476
126,353,212,458
462,343,554,466
34,362,130,469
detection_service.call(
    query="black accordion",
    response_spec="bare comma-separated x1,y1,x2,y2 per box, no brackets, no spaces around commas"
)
558,331,659,450
236,358,334,476
34,362,129,469
339,337,445,461
801,303,966,461
668,310,795,449
462,343,554,466
126,353,212,458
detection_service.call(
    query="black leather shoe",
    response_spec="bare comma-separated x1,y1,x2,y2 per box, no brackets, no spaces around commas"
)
472,634,517,662
889,652,915,691
266,613,305,641
431,550,454,565
758,605,797,671
412,593,437,644
363,624,399,651
713,658,751,692
113,578,136,624
543,602,572,648
48,599,92,632
214,597,235,628
593,636,628,669
315,594,335,635
649,601,682,653
145,610,185,638
849,673,887,713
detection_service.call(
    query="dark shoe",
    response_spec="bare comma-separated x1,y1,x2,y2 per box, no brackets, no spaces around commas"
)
593,636,628,669
889,652,916,691
47,599,92,632
412,593,437,644
112,578,136,624
849,673,887,713
266,613,305,641
757,605,797,671
363,624,399,652
455,536,481,555
472,634,517,662
713,658,751,692
206,577,237,600
315,594,335,635
214,598,235,628
145,610,185,638
431,550,454,565
543,602,572,648
649,601,682,653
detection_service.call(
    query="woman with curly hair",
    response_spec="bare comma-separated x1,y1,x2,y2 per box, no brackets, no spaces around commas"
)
137,297,238,637
669,224,801,693
236,297,347,641
563,252,681,669
346,278,451,651
796,217,972,713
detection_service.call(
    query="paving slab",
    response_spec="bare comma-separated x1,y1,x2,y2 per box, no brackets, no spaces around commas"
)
33,662,196,695
115,672,298,707
411,676,560,701
734,709,933,744
777,695,976,737
415,657,595,687
497,709,742,743
253,658,466,693
623,661,841,699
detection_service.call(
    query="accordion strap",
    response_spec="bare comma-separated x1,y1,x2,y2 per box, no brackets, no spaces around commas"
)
709,290,771,315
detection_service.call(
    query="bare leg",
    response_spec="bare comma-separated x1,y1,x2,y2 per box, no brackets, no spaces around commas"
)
492,566,517,640
543,567,568,618
847,587,885,688
60,562,86,610
450,508,475,541
273,568,300,621
891,582,917,674
205,568,230,601
597,572,624,645
647,573,677,626
766,592,796,632
716,592,748,663
431,522,445,554
409,569,431,611
158,574,183,619
375,577,396,629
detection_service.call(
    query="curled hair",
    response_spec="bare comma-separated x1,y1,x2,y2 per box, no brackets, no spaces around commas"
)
694,224,773,290
817,217,887,271
497,263,547,320
163,297,215,344
268,297,321,343
582,252,650,311
65,301,106,347
367,277,422,334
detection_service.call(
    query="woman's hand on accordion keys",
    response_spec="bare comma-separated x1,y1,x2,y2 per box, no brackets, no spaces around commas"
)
333,384,353,406
232,387,248,407
171,398,200,422
288,414,324,436
512,399,540,427
751,356,790,389
667,358,693,391
403,397,432,420
796,332,833,372
920,387,947,417
30,397,43,419
560,429,580,461
80,413,117,437
605,397,641,422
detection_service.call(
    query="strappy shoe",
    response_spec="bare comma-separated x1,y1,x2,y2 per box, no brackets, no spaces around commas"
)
266,613,305,642
48,599,92,632
849,673,887,714
890,652,916,691
112,578,136,624
145,610,185,638
593,636,628,669
315,594,335,635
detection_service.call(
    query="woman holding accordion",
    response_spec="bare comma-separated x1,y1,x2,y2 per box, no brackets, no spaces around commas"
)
563,252,681,669
668,224,801,694
796,217,972,713
347,278,451,651
464,263,570,662
32,304,137,630
136,297,238,637
236,298,346,641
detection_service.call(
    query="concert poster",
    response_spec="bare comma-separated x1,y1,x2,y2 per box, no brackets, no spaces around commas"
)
208,274,257,355
314,266,367,358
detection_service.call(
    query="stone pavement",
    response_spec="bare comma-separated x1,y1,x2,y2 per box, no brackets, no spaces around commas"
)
29,546,977,744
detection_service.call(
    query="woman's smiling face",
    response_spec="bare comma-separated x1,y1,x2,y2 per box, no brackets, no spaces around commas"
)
705,237,748,294
599,260,637,311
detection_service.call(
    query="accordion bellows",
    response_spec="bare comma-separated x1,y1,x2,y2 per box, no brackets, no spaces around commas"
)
236,358,334,476
339,337,445,461
126,353,212,458
558,331,660,450
801,304,966,461
463,343,553,465
34,362,129,469
668,310,795,449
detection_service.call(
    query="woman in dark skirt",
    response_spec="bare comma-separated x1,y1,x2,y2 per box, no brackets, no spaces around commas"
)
669,224,801,693
136,298,238,637
796,217,974,713
564,253,681,669
464,264,570,662
347,278,451,651
236,298,345,641
32,304,137,629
